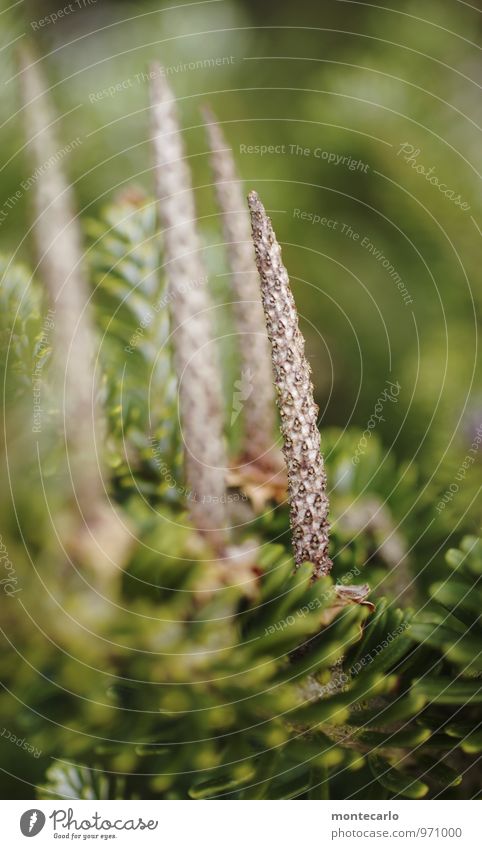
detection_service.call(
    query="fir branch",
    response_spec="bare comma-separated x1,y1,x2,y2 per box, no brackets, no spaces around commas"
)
149,65,228,547
248,191,332,578
201,106,281,472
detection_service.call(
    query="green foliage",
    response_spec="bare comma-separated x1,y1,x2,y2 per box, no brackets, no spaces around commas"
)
0,0,480,801
0,207,480,801
0,257,44,398
86,193,182,504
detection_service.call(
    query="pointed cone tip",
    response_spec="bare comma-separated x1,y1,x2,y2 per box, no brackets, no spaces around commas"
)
149,59,162,75
17,40,35,69
247,190,261,209
200,102,216,124
148,61,174,105
17,43,44,91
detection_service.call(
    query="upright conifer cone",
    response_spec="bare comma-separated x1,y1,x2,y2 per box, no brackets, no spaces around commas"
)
18,47,95,453
18,46,130,576
201,107,281,473
248,191,332,578
149,65,228,546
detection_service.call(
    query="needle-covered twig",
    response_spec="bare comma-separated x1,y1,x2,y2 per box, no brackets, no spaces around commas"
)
248,191,332,578
149,65,228,548
201,106,282,474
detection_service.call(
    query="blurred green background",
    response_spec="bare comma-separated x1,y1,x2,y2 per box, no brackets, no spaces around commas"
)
1,0,481,803
1,0,481,546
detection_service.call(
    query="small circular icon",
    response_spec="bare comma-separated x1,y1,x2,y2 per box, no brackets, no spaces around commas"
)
20,810,46,837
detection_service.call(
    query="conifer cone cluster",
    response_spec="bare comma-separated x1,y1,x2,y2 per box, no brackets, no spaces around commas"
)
248,191,332,578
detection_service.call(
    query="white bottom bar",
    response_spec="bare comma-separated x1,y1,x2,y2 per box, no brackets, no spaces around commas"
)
0,799,478,847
